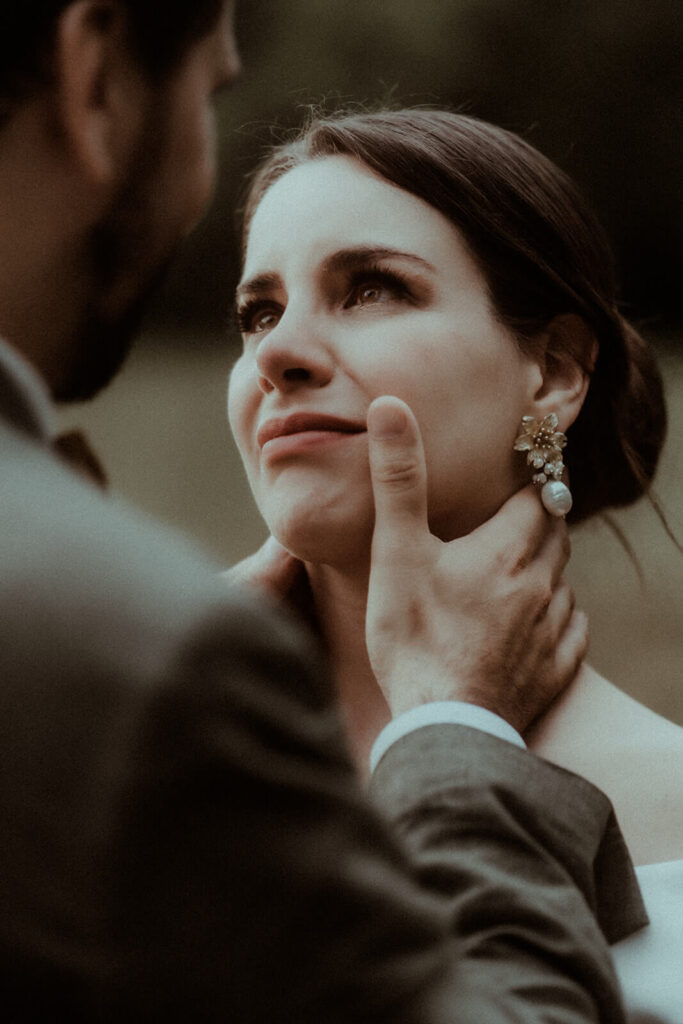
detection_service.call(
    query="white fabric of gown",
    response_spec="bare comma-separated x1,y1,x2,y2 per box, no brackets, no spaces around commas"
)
612,859,683,1023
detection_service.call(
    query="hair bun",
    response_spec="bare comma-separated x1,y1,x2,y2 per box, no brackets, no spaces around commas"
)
567,317,666,522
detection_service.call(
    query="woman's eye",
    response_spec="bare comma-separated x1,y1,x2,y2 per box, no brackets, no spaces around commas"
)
346,272,408,309
253,309,280,332
356,284,386,304
237,304,281,335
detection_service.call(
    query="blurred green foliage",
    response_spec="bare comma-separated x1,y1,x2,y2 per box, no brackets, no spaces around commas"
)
150,0,682,340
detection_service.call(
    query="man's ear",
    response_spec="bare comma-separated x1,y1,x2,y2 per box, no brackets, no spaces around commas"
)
53,1,146,186
526,314,598,431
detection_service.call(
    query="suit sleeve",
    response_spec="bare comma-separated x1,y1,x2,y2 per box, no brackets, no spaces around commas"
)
371,724,647,1024
105,593,636,1023
105,595,456,1023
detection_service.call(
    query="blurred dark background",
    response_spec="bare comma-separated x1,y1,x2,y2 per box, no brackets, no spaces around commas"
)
60,0,683,723
150,0,683,337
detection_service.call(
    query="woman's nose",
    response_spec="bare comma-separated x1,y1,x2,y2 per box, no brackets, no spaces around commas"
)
255,320,334,395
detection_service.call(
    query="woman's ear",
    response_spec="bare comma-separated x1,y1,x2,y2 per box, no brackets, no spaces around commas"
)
526,314,598,431
53,1,146,187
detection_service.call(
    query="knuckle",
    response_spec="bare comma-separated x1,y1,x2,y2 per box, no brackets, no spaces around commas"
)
536,584,553,616
510,549,532,575
497,541,528,576
374,457,420,490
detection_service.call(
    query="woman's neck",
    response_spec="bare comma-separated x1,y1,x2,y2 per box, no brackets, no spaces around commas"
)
305,560,391,777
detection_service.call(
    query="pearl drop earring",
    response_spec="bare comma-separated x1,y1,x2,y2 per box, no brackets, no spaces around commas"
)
513,413,573,517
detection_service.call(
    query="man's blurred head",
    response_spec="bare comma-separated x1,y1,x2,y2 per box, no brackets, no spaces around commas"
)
0,1,239,400
0,2,228,126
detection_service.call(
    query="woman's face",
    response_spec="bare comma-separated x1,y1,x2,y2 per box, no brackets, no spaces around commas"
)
228,155,543,564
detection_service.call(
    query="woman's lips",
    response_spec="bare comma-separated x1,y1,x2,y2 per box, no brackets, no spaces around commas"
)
257,412,367,460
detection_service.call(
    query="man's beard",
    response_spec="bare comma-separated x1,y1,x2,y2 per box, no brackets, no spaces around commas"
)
54,246,176,404
54,106,180,404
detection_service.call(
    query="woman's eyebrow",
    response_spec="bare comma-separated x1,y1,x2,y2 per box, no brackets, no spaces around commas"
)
323,246,437,274
235,272,281,305
235,246,435,305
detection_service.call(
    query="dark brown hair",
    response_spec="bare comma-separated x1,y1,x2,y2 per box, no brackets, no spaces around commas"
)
242,108,667,525
0,1,224,113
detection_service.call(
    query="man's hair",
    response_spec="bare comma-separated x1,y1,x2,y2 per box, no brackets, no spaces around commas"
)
0,1,224,114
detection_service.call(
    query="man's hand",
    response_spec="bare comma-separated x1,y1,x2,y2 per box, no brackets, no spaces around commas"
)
366,396,588,733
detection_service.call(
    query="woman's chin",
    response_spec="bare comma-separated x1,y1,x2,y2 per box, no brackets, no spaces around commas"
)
267,509,374,569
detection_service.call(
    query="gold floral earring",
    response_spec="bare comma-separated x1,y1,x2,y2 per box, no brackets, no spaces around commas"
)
513,413,573,517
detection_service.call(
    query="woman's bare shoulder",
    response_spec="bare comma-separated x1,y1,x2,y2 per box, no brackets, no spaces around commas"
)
527,664,683,865
528,664,683,754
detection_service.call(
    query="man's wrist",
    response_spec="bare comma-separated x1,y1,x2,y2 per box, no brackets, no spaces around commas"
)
370,702,526,773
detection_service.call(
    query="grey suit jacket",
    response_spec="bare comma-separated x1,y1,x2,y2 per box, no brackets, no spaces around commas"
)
0,341,644,1022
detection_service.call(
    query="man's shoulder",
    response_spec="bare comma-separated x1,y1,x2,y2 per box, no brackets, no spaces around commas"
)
0,425,308,695
1,425,209,610
0,425,330,791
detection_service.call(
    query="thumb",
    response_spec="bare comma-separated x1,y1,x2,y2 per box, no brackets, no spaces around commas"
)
367,396,429,564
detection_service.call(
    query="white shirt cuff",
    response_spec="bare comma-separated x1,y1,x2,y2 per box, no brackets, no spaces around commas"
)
370,702,526,773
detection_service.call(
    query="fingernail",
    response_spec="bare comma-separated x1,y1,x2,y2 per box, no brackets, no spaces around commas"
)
368,401,408,439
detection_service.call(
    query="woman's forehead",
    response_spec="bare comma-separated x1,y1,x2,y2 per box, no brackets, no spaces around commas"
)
243,155,472,279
